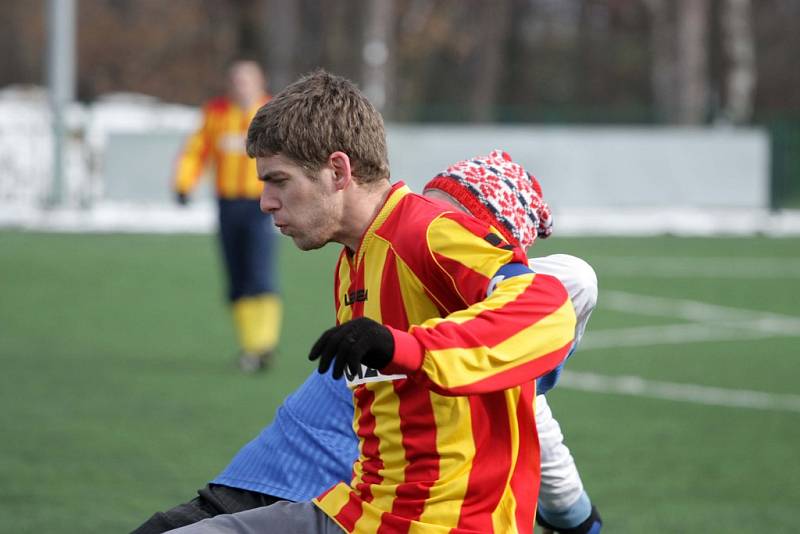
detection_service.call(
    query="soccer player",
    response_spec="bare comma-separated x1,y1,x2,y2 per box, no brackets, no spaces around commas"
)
173,59,282,372
423,151,603,534
165,69,575,534
131,152,602,534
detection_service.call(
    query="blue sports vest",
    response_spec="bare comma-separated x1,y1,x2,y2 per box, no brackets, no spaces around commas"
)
213,370,357,501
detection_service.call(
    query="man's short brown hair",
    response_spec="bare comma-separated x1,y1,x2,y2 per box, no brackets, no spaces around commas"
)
246,69,390,183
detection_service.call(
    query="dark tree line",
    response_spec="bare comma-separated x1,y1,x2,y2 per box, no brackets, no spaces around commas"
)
1,0,798,124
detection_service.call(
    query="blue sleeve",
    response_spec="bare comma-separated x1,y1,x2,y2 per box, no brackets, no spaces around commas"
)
487,262,535,296
535,345,574,395
212,370,357,501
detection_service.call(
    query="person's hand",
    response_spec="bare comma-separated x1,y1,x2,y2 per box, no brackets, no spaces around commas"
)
308,317,394,379
175,192,189,206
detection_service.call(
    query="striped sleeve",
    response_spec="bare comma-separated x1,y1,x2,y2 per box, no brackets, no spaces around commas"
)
383,213,576,396
173,107,213,195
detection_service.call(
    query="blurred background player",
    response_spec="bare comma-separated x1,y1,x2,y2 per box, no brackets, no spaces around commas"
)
132,150,600,534
173,59,281,372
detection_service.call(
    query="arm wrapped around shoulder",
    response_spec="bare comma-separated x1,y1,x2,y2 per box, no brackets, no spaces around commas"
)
386,270,576,396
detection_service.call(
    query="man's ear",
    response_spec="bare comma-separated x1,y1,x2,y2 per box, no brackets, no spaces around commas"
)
328,151,352,191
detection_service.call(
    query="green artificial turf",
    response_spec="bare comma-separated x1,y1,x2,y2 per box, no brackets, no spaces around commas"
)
1,232,798,532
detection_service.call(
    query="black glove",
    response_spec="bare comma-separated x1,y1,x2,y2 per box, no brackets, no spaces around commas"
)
308,317,394,379
175,192,189,206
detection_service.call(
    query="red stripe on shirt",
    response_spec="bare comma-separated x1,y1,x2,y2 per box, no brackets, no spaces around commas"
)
381,380,440,531
350,261,367,319
441,342,572,396
511,382,539,534
354,387,384,499
456,391,513,532
375,193,440,246
376,512,415,533
428,211,529,305
334,386,381,529
206,96,231,113
334,492,364,533
430,251,493,306
380,250,410,330
377,200,470,313
410,273,569,351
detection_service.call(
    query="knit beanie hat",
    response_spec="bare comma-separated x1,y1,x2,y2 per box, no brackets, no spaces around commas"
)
423,149,553,250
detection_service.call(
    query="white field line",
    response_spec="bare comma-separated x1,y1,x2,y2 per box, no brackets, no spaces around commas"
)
601,290,800,330
565,291,800,412
559,371,800,414
580,322,787,350
593,257,800,279
579,291,800,349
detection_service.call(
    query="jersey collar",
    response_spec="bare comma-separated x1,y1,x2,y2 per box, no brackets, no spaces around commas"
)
351,181,410,267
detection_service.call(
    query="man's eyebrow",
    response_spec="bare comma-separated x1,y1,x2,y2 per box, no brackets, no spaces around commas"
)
258,171,288,182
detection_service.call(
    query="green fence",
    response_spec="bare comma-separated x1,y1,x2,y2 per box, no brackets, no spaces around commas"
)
767,119,800,209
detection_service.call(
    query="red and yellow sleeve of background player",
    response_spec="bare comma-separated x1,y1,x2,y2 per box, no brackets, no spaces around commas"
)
173,100,221,196
173,97,265,200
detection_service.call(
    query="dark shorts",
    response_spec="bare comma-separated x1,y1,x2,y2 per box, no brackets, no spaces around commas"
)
166,501,342,534
130,484,281,534
218,199,278,301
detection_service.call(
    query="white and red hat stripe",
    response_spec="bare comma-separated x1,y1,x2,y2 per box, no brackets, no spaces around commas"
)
424,149,553,250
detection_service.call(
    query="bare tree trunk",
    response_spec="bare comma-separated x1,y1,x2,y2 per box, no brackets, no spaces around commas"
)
320,1,352,79
264,0,299,92
721,0,756,123
392,0,447,121
644,0,677,122
234,0,261,58
361,0,394,113
469,0,512,122
675,0,710,124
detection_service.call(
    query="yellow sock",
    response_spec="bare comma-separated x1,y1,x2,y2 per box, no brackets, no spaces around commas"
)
231,294,282,354
252,293,282,352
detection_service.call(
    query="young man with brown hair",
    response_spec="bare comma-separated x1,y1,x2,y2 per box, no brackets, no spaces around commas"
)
133,151,601,534
168,70,576,534
133,152,601,534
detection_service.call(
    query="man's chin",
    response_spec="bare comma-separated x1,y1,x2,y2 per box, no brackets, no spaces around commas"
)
292,236,327,251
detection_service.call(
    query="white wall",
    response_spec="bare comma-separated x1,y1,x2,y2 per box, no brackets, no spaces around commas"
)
386,125,770,209
0,89,771,211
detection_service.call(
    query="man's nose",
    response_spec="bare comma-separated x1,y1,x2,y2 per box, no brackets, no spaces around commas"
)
260,186,279,213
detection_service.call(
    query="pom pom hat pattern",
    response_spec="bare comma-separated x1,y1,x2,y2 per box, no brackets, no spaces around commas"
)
424,149,553,250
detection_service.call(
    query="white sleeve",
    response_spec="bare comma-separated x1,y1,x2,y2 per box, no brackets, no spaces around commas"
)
530,256,596,512
528,254,598,349
535,394,585,510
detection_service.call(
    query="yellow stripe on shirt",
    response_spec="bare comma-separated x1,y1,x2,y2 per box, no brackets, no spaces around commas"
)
427,216,517,280
336,259,354,325
417,273,536,327
395,255,445,324
420,300,576,390
416,392,474,529
491,388,524,534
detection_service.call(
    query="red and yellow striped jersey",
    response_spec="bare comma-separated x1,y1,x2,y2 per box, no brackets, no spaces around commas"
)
173,96,269,200
313,183,576,534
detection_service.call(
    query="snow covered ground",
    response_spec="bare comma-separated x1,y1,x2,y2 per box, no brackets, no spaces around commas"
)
3,201,799,237
3,85,797,236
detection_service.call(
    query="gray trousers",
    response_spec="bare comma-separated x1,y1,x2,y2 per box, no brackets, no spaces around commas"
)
166,501,343,534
